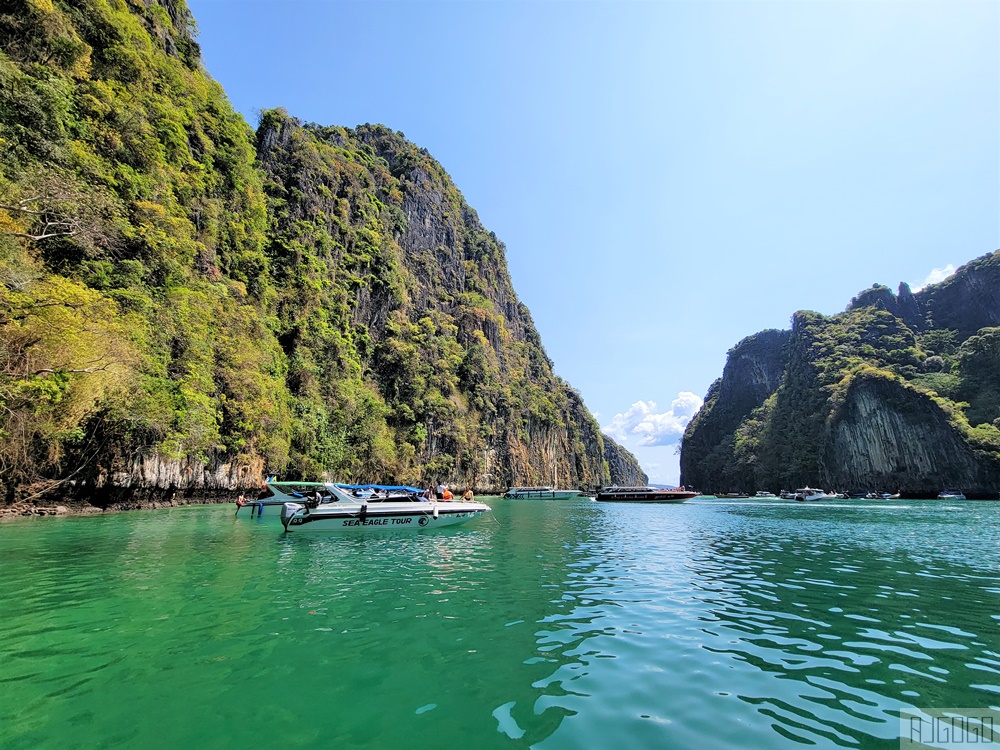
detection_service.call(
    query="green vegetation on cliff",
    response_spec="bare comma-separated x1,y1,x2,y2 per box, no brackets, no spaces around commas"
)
0,0,625,502
681,255,1000,496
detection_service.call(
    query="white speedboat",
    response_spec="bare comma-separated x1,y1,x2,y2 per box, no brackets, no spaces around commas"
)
938,490,966,500
502,486,581,499
793,487,834,502
755,491,777,498
280,486,490,532
595,486,697,503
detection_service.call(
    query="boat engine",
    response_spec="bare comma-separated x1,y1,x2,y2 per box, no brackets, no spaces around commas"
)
280,502,304,530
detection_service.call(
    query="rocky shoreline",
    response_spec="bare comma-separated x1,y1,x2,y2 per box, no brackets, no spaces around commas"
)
0,496,238,521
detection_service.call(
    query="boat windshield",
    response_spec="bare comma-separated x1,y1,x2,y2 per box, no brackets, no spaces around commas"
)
268,481,329,498
322,484,359,503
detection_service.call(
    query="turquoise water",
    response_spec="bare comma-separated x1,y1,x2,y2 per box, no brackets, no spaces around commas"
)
1,497,998,749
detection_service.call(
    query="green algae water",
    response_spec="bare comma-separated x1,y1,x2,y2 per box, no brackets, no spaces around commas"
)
1,497,999,749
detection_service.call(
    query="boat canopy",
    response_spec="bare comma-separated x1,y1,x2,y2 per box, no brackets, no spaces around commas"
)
335,483,423,494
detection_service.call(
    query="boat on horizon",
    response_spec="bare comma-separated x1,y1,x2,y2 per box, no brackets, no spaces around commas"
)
280,485,491,532
502,486,581,499
595,486,698,503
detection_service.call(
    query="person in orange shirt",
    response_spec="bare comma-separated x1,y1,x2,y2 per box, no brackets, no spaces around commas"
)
441,487,454,501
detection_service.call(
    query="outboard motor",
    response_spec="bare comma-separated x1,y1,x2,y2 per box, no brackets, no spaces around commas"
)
280,502,304,531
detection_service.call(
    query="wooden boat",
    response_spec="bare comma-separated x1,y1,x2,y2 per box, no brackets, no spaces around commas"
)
595,486,697,503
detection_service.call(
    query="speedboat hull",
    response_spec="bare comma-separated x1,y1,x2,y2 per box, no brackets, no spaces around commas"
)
281,501,491,532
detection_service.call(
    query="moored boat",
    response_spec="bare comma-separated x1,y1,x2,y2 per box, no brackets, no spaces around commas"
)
280,485,491,532
755,491,777,498
595,486,697,503
937,490,966,500
793,487,834,502
502,486,581,499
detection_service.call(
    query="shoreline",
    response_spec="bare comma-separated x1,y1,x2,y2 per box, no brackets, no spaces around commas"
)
0,496,238,522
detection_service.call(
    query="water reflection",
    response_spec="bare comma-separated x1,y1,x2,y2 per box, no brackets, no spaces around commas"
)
532,499,1000,749
1,498,999,749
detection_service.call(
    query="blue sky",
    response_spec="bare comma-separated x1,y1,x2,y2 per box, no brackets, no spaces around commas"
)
189,0,999,485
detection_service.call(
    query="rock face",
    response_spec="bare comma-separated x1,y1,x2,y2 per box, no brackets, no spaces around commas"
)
828,373,1000,493
603,435,648,487
917,253,1000,338
251,113,616,492
680,329,789,485
681,251,1000,498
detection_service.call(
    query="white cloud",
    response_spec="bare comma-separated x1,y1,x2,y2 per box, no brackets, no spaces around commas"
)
913,264,956,292
602,392,704,447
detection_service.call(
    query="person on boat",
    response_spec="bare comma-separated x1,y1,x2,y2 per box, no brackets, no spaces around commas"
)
441,487,454,501
463,487,474,502
422,486,433,502
307,489,322,508
436,482,446,499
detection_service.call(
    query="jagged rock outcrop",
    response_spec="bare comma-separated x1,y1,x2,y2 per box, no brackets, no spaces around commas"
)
603,435,648,486
917,253,1000,338
846,254,1000,338
680,330,789,491
682,250,1000,498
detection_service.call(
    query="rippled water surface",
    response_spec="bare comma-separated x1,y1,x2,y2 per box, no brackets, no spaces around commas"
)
1,497,999,749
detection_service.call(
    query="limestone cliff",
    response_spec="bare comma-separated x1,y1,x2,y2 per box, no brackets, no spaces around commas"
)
253,112,615,492
603,435,648,487
681,250,1000,497
0,0,639,505
680,329,789,491
827,372,1000,493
